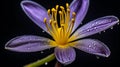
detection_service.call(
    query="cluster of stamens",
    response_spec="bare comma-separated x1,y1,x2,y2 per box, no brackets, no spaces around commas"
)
44,3,76,46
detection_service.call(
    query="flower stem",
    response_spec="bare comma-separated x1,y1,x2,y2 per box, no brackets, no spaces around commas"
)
24,53,55,67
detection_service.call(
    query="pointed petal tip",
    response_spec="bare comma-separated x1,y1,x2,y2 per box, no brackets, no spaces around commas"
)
105,49,111,58
20,0,37,8
21,0,33,4
5,46,13,52
5,46,8,50
20,0,30,6
107,15,119,22
95,50,111,58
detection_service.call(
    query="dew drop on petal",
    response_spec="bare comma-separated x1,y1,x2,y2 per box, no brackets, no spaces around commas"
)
87,29,90,32
92,24,94,26
95,22,98,24
94,27,97,29
93,43,96,46
41,51,44,53
88,45,91,48
27,48,30,50
45,62,48,65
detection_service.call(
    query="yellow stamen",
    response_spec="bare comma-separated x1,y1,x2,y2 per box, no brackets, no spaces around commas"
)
47,9,51,17
43,3,77,48
66,3,69,8
72,12,76,18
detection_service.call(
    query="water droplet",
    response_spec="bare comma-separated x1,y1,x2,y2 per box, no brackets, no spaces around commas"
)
45,62,48,65
87,29,90,32
96,56,100,59
27,48,30,50
88,45,91,48
42,30,45,32
41,51,44,53
94,27,97,29
103,30,105,32
92,24,95,26
95,22,98,24
111,27,113,29
117,22,119,25
93,44,96,46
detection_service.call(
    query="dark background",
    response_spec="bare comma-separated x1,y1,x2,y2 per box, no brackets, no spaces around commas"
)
1,0,120,67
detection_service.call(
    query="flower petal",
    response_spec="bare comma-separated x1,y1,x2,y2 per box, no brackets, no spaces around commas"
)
21,1,50,34
70,0,89,32
73,39,111,57
5,35,52,52
72,16,119,39
54,47,76,65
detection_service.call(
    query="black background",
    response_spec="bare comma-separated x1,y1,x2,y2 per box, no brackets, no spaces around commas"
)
1,0,120,67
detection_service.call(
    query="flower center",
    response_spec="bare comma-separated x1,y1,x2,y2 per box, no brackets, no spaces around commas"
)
44,3,76,48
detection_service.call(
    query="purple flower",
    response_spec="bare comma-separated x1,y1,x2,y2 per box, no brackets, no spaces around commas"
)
5,0,119,65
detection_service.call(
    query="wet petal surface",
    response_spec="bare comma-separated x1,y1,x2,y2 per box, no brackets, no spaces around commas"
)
70,0,89,32
5,35,52,52
72,16,119,39
74,39,111,57
54,47,76,65
21,1,50,34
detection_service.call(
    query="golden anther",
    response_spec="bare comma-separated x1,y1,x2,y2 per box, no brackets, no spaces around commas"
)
72,12,76,18
60,6,64,10
61,24,64,27
67,9,70,13
66,3,69,8
71,18,75,23
54,21,57,24
52,8,56,12
56,5,59,10
49,20,52,24
59,11,62,14
47,9,50,14
44,18,47,23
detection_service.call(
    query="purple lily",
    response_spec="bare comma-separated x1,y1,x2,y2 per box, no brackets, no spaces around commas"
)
5,0,119,65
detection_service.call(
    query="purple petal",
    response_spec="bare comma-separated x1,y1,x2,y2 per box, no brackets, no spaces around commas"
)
72,16,119,39
54,47,76,65
5,35,52,52
70,0,89,32
21,1,50,34
74,39,111,57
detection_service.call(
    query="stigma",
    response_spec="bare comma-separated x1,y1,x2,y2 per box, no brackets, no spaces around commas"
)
44,3,76,48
